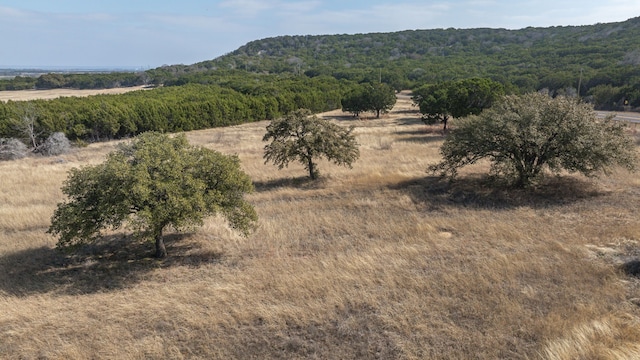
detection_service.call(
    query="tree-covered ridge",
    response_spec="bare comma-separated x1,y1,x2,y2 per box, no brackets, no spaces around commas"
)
219,17,640,72
193,17,640,106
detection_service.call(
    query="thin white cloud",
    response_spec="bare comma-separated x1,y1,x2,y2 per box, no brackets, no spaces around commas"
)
279,1,322,13
218,0,276,17
144,13,243,32
218,0,321,18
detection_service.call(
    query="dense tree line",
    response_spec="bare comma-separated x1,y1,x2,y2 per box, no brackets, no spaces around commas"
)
0,72,149,91
0,76,37,91
0,76,356,144
413,78,505,130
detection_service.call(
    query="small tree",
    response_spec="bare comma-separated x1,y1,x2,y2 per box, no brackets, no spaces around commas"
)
48,132,257,258
263,109,360,180
366,82,397,118
341,87,368,117
413,78,504,131
11,104,41,150
341,83,396,118
430,93,638,187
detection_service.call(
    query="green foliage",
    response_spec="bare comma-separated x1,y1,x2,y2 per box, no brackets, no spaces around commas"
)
341,87,368,117
32,72,148,90
48,132,257,258
342,82,397,118
199,17,640,103
430,93,638,187
263,109,360,179
413,78,504,130
0,76,356,144
366,83,397,118
0,76,37,91
35,74,67,89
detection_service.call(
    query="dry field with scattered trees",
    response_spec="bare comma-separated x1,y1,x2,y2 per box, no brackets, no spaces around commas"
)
1,96,640,359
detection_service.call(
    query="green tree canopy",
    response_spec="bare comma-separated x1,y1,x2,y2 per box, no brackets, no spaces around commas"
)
341,82,397,118
430,93,638,187
413,78,505,130
341,86,368,117
48,132,257,258
263,109,360,179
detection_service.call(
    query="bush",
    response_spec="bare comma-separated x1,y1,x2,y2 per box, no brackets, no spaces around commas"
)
39,132,71,156
0,138,28,160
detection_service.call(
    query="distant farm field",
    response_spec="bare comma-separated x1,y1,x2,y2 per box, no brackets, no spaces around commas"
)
0,85,147,102
1,96,640,359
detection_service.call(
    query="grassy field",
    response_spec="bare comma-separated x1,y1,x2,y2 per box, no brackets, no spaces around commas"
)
0,86,147,102
1,97,640,359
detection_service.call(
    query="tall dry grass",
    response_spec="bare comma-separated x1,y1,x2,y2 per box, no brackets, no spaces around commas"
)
1,98,640,359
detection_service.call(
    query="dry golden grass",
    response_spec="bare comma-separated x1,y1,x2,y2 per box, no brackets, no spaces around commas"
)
0,86,148,102
1,97,640,359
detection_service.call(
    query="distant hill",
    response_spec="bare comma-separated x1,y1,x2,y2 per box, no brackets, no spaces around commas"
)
153,16,638,108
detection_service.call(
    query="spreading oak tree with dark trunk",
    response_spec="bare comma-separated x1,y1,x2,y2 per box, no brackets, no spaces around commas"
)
263,109,360,180
430,93,637,187
48,132,257,258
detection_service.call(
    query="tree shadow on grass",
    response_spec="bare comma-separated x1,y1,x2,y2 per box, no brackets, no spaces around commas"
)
323,114,359,122
253,176,329,192
394,116,425,126
397,134,445,145
0,233,222,297
390,175,605,211
619,260,640,277
395,124,447,143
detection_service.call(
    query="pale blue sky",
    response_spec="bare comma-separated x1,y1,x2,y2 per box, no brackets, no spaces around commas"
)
1,0,639,68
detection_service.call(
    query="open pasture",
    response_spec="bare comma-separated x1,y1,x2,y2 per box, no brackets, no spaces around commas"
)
1,97,640,359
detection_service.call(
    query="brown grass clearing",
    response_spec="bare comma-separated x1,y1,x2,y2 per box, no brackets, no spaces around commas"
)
0,85,148,102
1,96,640,359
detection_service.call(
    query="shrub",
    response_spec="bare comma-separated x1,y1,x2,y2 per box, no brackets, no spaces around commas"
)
39,132,71,156
0,138,28,160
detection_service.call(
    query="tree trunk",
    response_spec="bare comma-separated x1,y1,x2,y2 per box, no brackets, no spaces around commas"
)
308,157,317,180
442,115,449,131
154,228,167,258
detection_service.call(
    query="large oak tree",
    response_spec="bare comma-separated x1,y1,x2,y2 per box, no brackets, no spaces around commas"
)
48,132,257,258
430,93,637,187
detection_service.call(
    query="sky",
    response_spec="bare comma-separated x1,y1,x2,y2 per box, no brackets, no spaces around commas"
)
1,0,639,68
